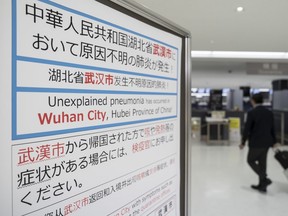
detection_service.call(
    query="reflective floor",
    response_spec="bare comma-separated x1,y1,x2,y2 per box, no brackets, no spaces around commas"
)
191,139,288,216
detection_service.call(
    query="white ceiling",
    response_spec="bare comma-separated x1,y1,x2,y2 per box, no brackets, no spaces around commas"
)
132,0,288,88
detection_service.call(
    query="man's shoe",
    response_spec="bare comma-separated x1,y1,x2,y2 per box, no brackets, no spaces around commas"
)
251,184,261,190
250,184,267,192
251,178,272,192
257,178,272,193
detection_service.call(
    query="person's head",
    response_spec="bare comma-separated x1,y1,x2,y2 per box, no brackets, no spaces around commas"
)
251,93,263,107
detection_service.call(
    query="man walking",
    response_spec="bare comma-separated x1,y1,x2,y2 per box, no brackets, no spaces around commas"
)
239,93,277,192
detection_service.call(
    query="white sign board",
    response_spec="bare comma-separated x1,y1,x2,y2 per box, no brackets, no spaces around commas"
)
1,0,189,215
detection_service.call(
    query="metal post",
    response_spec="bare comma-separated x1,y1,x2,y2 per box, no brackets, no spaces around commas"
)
281,112,284,145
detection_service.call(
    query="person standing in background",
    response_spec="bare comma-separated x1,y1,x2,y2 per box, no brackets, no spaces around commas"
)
239,93,277,193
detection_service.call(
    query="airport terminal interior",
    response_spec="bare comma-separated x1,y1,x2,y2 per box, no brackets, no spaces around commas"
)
189,85,288,216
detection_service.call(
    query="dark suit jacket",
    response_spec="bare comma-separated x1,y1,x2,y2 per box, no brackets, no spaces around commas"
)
242,105,276,148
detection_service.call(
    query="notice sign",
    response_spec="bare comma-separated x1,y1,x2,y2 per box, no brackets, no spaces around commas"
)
14,0,179,139
7,0,186,216
229,117,241,143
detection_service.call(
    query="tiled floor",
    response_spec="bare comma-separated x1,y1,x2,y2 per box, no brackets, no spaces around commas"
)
191,139,288,216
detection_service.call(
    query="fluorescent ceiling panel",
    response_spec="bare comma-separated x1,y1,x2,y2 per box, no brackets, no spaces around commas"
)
191,51,288,59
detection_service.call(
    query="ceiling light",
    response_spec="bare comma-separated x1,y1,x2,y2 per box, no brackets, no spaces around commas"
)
236,6,244,12
191,51,288,60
